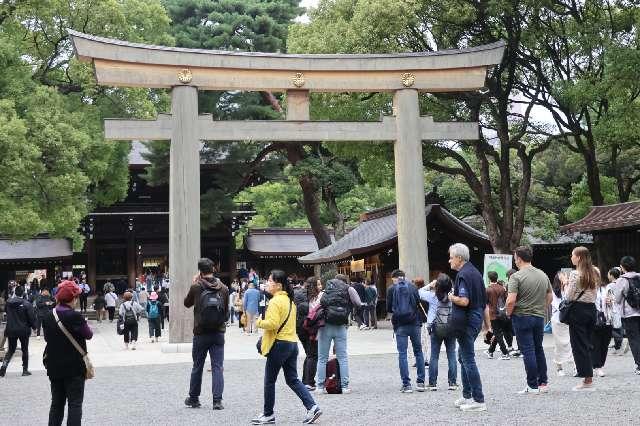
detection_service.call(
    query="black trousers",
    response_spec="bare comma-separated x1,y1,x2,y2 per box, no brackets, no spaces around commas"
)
123,323,138,343
623,316,640,368
591,325,612,369
300,336,318,387
49,375,85,426
79,295,88,312
568,302,596,378
4,335,29,370
612,327,624,349
504,319,514,348
106,307,115,321
489,318,510,355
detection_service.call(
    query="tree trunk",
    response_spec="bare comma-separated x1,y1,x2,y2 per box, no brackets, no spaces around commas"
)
578,135,605,206
322,187,346,240
286,146,332,249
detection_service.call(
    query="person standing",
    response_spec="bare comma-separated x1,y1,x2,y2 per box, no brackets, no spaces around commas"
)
606,268,626,355
138,287,149,313
104,288,118,323
184,258,229,411
315,274,363,394
611,256,640,375
506,246,553,395
118,291,143,350
448,243,490,412
550,272,574,376
592,273,614,377
426,274,458,391
294,277,321,391
42,280,93,426
0,286,36,377
364,280,378,330
387,269,425,393
243,282,261,335
93,291,106,323
228,286,237,325
146,292,162,343
78,281,90,313
252,270,322,425
35,288,56,338
485,272,511,360
565,246,599,391
352,278,366,330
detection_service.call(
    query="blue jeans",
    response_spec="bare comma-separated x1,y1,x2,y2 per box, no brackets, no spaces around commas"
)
395,324,425,386
429,332,457,386
316,324,349,388
189,332,225,401
456,308,484,403
512,314,548,389
264,341,316,416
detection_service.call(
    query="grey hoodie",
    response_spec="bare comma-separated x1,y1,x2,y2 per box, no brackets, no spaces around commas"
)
613,272,640,318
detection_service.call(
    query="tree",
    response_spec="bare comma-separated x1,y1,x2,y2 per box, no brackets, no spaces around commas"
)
0,0,173,247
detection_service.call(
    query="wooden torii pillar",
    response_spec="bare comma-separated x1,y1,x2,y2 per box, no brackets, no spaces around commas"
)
69,30,504,346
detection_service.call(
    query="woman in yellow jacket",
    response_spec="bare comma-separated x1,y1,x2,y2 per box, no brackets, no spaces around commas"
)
251,270,322,425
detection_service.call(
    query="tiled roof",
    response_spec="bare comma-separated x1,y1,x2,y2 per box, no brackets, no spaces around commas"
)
561,201,640,233
245,228,334,257
299,204,489,264
0,238,73,261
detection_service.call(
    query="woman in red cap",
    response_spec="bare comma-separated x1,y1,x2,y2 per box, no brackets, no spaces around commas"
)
42,280,93,426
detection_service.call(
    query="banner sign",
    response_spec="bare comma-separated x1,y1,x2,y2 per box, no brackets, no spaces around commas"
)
483,254,513,286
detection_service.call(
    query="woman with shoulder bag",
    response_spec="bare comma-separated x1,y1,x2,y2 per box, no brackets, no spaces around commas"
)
42,280,93,426
251,270,322,425
591,269,614,377
550,272,574,376
565,247,599,391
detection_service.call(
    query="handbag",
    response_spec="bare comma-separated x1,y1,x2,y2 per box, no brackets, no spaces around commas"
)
257,301,292,356
558,290,585,325
52,309,95,380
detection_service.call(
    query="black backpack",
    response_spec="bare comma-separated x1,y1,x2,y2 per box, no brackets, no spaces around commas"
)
430,300,453,339
496,291,508,320
293,288,309,335
123,303,138,327
199,285,226,330
321,279,351,325
625,275,640,309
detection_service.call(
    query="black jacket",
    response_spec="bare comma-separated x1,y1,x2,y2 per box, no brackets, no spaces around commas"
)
35,294,56,317
184,277,229,335
5,297,36,337
42,308,89,379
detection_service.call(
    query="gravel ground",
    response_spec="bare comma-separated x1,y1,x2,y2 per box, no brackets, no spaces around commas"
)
1,348,638,425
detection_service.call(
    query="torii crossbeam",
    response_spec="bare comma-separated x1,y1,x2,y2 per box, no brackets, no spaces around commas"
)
69,30,504,345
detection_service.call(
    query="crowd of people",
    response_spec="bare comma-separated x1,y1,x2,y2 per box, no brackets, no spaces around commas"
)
1,244,639,425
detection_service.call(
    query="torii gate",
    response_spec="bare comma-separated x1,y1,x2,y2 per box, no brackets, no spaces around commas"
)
69,30,504,345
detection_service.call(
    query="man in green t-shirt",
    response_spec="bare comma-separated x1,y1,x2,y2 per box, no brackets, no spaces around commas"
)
506,246,552,395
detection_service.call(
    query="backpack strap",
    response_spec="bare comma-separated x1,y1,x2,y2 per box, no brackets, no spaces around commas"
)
276,301,293,337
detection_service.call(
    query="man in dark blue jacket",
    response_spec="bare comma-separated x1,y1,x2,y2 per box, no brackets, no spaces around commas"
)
387,269,425,393
448,243,491,412
1,286,36,377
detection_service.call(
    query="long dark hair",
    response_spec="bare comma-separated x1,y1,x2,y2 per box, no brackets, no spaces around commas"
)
305,276,320,301
552,272,563,298
270,269,294,300
435,273,452,302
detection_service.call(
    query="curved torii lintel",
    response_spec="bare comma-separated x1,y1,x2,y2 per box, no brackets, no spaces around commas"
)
68,30,505,92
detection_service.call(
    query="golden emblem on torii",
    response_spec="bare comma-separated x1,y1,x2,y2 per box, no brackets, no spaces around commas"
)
177,68,193,84
401,72,416,87
292,72,305,88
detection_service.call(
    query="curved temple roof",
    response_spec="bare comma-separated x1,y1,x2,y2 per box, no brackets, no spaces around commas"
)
68,30,505,92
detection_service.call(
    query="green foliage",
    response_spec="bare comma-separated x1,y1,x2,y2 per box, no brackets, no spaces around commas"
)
566,175,618,223
0,0,173,248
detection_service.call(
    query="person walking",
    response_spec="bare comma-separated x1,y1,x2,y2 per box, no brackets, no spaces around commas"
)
592,272,614,377
0,286,36,377
78,281,90,313
146,292,162,342
118,291,143,350
426,274,458,391
138,287,149,313
550,272,574,376
93,291,106,323
565,246,599,391
387,270,426,393
611,256,640,375
606,268,626,355
448,243,490,412
243,282,261,335
105,288,118,323
252,270,322,425
235,288,244,330
42,280,93,426
315,274,363,394
229,286,237,325
506,246,553,395
184,258,229,410
294,277,321,391
485,271,511,360
352,278,366,330
35,288,56,338
364,280,378,330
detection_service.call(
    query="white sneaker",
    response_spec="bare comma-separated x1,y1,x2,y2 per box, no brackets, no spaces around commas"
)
251,413,275,424
517,386,540,395
454,397,473,407
342,387,352,394
124,343,129,350
303,405,322,424
36,336,41,340
623,340,630,354
595,368,605,377
484,350,494,359
460,401,487,412
359,325,367,330
131,341,137,350
557,369,566,377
